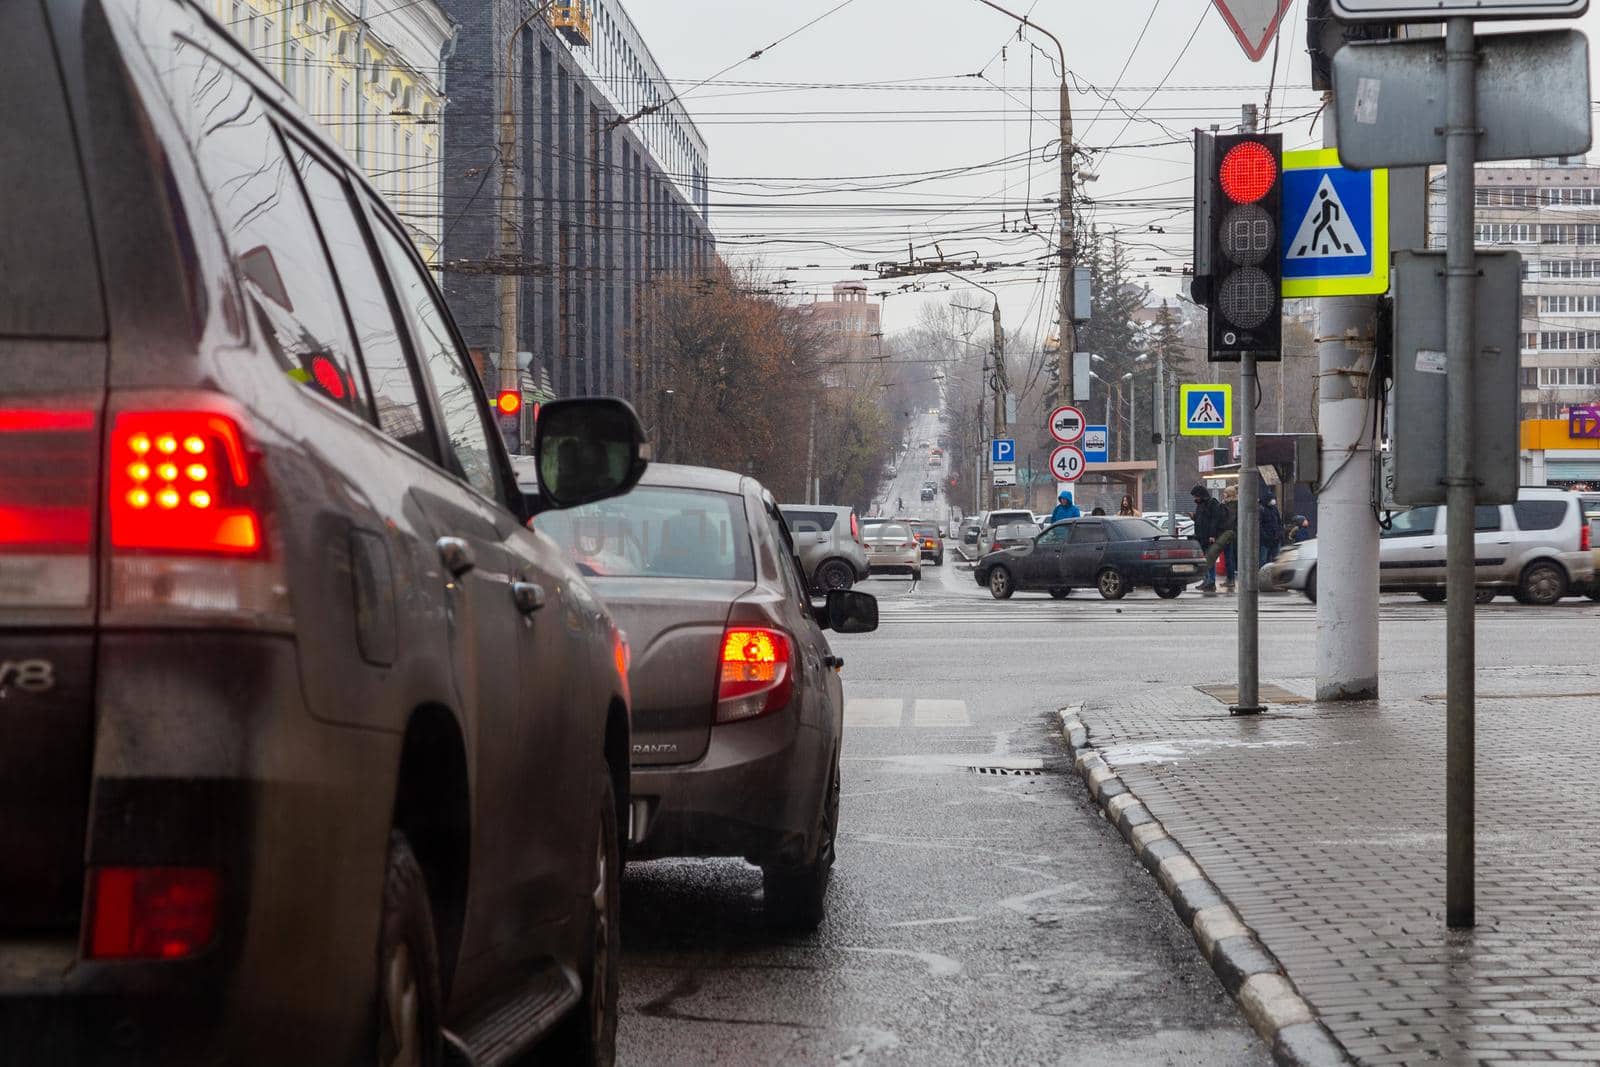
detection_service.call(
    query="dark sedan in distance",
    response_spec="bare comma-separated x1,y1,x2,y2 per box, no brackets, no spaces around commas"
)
975,517,1206,600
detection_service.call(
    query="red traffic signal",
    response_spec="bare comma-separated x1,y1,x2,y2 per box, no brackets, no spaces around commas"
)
1218,140,1278,204
1200,133,1283,363
496,390,522,416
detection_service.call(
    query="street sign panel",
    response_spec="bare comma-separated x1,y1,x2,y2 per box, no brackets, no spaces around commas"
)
991,438,1016,464
1180,384,1233,436
991,462,1017,486
1082,425,1109,464
1048,445,1086,482
1332,31,1591,169
1333,0,1586,19
1280,149,1388,297
1390,250,1521,506
1048,406,1086,444
1211,0,1295,61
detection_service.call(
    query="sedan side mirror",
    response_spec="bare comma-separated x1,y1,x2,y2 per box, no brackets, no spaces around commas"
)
824,589,878,634
525,397,648,516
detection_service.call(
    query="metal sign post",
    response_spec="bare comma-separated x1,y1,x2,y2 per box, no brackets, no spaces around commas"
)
1441,15,1477,931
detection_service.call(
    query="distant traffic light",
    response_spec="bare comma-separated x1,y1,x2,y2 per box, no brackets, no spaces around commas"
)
1195,132,1283,362
496,390,522,416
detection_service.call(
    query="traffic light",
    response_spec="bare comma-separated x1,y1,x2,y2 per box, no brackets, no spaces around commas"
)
495,390,522,416
1196,132,1283,362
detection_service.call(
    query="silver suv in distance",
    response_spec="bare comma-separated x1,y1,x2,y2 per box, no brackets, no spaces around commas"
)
780,504,870,591
2,2,642,1062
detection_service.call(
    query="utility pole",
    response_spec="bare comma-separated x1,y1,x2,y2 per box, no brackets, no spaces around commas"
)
970,0,1074,404
991,300,1007,505
1314,97,1381,702
497,1,555,427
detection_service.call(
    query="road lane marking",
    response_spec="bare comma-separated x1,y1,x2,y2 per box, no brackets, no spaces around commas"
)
912,698,969,727
845,698,903,727
885,915,979,928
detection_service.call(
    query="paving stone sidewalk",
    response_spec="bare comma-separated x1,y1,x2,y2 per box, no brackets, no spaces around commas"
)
1084,671,1600,1065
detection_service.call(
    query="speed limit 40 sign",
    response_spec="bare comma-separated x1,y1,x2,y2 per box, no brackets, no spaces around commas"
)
1049,444,1086,482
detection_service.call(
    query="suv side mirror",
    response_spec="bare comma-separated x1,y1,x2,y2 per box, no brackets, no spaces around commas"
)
525,397,647,516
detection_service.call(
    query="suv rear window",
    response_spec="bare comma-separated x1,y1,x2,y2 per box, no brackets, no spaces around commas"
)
1512,499,1569,532
0,0,104,338
781,509,836,533
987,511,1033,529
535,487,754,581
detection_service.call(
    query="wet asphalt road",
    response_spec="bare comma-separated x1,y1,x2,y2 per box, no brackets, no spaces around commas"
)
616,421,1272,1066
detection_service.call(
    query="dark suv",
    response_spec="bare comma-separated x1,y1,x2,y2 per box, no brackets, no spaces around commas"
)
1,1,641,1063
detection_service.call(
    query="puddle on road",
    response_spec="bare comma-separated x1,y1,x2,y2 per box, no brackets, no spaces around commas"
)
1101,738,1310,766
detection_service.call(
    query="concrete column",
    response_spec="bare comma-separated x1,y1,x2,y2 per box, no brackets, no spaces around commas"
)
1314,95,1381,702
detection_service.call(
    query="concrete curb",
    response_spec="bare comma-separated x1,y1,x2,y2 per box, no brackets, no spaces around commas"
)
1056,705,1351,1067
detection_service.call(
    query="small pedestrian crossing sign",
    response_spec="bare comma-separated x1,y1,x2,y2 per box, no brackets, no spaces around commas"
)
1280,148,1388,298
1181,384,1233,437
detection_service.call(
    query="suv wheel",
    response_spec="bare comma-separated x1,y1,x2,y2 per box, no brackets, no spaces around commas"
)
1418,589,1446,603
377,833,443,1067
763,754,839,931
545,770,621,1065
988,567,1014,599
1154,583,1183,599
816,559,855,592
1516,561,1567,606
1097,568,1128,601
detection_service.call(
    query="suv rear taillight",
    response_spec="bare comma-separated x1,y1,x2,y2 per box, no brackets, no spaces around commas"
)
716,627,793,723
850,512,860,542
1582,523,1591,552
103,394,288,626
87,866,220,960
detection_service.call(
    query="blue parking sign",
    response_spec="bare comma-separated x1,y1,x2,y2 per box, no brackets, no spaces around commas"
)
991,438,1015,464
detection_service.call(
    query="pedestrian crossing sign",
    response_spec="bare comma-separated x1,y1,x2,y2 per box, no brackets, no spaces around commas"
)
1280,148,1388,298
1181,384,1233,437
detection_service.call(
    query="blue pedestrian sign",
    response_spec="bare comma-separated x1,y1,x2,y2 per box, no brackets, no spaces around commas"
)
1181,384,1233,437
991,438,1016,464
1082,425,1109,464
1281,148,1389,297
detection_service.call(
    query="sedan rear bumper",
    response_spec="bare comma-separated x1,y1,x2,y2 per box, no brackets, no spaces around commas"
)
628,709,828,868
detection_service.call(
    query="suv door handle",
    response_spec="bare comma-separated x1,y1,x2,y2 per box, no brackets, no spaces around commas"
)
510,581,546,614
436,537,475,577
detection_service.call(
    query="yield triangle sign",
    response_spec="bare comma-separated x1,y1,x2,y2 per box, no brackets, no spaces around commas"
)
1288,174,1368,259
1210,0,1294,62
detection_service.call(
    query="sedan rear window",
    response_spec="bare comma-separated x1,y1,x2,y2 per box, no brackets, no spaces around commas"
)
534,487,753,581
1107,518,1167,540
1512,499,1569,532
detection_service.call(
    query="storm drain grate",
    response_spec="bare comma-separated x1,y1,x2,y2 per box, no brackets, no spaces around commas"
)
967,765,1046,777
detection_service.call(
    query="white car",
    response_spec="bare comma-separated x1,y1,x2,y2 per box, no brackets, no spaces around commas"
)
1260,487,1595,604
1142,511,1196,538
864,521,922,577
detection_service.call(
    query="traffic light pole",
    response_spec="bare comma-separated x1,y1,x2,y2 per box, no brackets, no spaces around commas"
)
1233,105,1264,715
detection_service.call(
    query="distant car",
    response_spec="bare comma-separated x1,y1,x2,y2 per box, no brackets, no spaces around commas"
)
977,509,1037,558
931,447,944,458
957,518,983,558
1142,510,1197,539
537,464,880,930
1580,492,1600,600
928,454,941,467
864,521,922,577
1261,487,1595,604
781,504,871,592
908,520,946,565
920,486,936,502
977,518,1205,600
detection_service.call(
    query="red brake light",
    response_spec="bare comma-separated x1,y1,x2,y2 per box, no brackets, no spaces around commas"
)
0,406,95,552
496,390,522,416
716,627,793,723
1582,523,1591,552
1219,141,1277,204
109,410,260,555
850,512,860,541
88,867,220,960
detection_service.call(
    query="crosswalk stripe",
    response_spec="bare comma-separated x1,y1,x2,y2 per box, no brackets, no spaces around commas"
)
845,698,904,728
911,698,970,727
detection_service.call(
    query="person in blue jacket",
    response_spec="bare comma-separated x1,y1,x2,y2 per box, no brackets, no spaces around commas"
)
1049,489,1081,524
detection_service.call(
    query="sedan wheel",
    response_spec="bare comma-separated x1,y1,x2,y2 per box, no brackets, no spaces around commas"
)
1097,568,1128,601
1303,567,1317,604
816,560,854,592
1418,589,1446,603
1517,561,1566,606
764,756,839,931
988,567,1014,599
1048,587,1071,599
1475,588,1497,604
1154,583,1182,599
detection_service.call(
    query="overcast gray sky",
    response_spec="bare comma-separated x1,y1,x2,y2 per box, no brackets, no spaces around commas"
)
626,1,1599,351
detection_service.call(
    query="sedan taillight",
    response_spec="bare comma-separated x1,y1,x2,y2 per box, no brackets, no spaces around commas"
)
716,627,793,724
